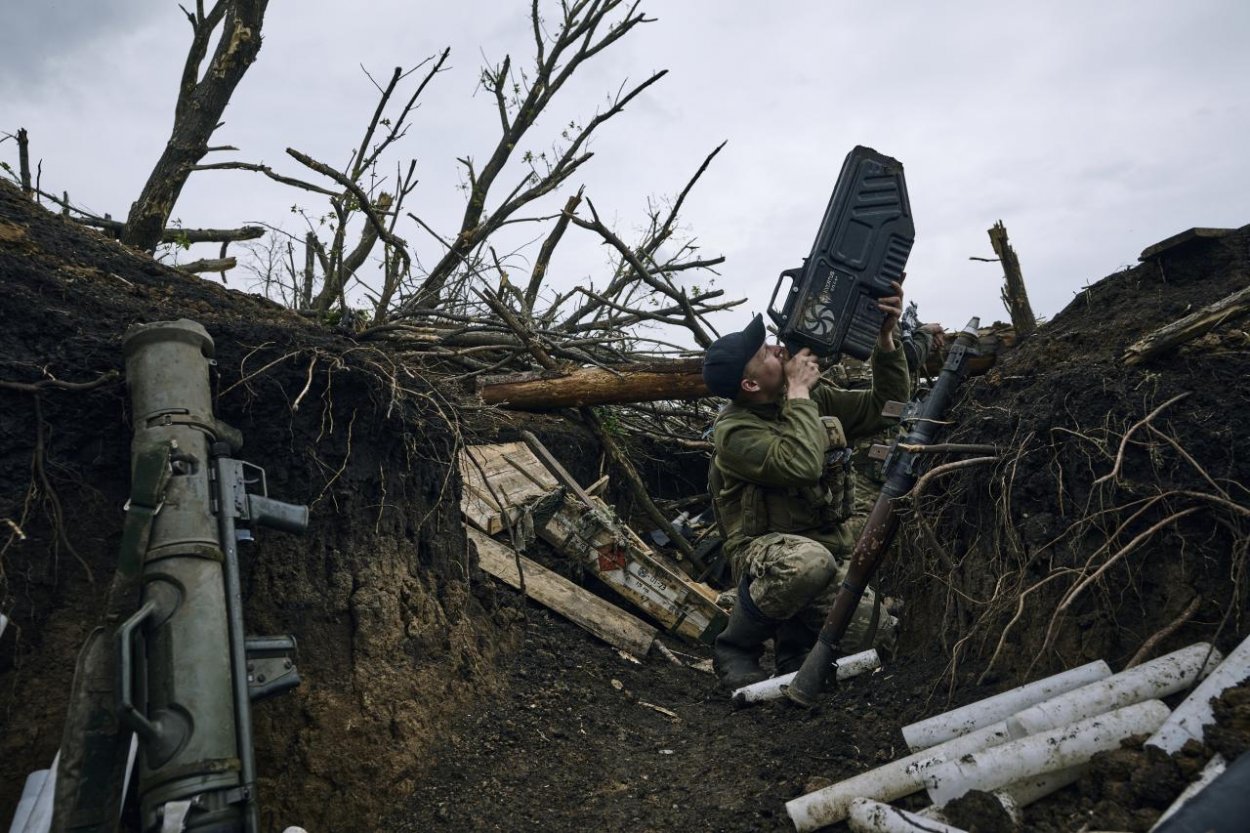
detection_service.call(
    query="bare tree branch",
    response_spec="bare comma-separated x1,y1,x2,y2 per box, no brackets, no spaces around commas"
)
524,188,583,314
286,147,412,280
566,199,712,347
406,0,660,309
191,160,338,196
122,0,270,250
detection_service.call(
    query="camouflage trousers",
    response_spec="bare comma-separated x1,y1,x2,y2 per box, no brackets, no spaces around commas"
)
732,532,897,654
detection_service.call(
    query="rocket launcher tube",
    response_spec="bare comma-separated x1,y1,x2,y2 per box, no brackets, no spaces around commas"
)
786,318,981,706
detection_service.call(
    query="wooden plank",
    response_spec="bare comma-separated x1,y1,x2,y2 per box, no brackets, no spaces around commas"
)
501,451,560,491
521,430,598,508
468,527,656,657
460,483,505,534
462,442,551,508
459,442,560,534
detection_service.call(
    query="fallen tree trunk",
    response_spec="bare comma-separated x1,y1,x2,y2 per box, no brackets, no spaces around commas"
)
480,327,1017,410
478,359,706,408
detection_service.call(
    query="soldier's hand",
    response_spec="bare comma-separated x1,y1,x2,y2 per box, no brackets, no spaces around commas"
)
877,280,904,349
784,347,821,399
920,322,947,350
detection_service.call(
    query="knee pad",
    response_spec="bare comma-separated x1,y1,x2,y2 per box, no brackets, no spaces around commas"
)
779,552,837,613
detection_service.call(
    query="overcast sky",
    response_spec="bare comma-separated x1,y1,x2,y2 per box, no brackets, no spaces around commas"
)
4,1,1248,343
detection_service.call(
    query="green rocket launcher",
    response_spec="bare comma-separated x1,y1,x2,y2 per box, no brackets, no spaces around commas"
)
55,320,307,833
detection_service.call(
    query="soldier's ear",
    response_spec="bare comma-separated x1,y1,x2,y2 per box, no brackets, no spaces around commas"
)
740,377,760,394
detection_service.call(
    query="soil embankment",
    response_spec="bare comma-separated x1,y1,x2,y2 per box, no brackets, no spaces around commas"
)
0,181,504,831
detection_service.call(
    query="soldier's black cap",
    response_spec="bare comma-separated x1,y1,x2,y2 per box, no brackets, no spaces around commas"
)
702,314,766,398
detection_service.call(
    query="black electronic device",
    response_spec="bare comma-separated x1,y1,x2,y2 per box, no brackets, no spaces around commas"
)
768,145,914,360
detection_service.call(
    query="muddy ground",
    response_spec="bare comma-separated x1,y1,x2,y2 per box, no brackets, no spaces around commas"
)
2,178,1248,832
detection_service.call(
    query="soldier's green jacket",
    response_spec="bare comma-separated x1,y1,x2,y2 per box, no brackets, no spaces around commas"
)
712,344,910,569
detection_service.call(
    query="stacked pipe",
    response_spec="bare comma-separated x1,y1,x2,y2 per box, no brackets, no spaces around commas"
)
783,638,1250,833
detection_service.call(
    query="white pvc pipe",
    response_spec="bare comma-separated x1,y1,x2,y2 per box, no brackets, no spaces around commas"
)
1150,754,1226,831
787,719,1015,831
731,649,880,707
923,700,1171,806
916,794,1020,828
1147,634,1250,754
913,644,1213,805
997,765,1086,808
916,771,1072,827
19,752,57,833
8,770,48,833
788,643,1218,831
901,660,1112,751
913,805,951,823
1007,642,1221,739
848,798,969,833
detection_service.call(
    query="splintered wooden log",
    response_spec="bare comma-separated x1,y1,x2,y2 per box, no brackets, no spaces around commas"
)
988,221,1037,339
1122,283,1250,365
467,526,657,656
478,359,707,409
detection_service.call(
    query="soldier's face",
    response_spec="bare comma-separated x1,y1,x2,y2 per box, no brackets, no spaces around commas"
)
741,342,786,399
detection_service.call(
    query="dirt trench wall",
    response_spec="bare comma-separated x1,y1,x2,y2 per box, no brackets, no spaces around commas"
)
0,182,504,831
885,225,1250,683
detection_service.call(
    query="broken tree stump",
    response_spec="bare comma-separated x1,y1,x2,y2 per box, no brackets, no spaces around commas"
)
17,128,32,198
1122,283,1250,365
988,221,1037,339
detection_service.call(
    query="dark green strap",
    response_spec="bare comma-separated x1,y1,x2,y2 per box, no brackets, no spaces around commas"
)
115,442,171,582
55,442,171,833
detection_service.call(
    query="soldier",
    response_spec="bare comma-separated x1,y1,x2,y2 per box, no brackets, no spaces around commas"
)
904,322,946,380
846,319,946,539
702,282,911,690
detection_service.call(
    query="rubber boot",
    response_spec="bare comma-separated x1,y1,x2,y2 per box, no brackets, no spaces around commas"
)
773,617,818,676
713,583,775,690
